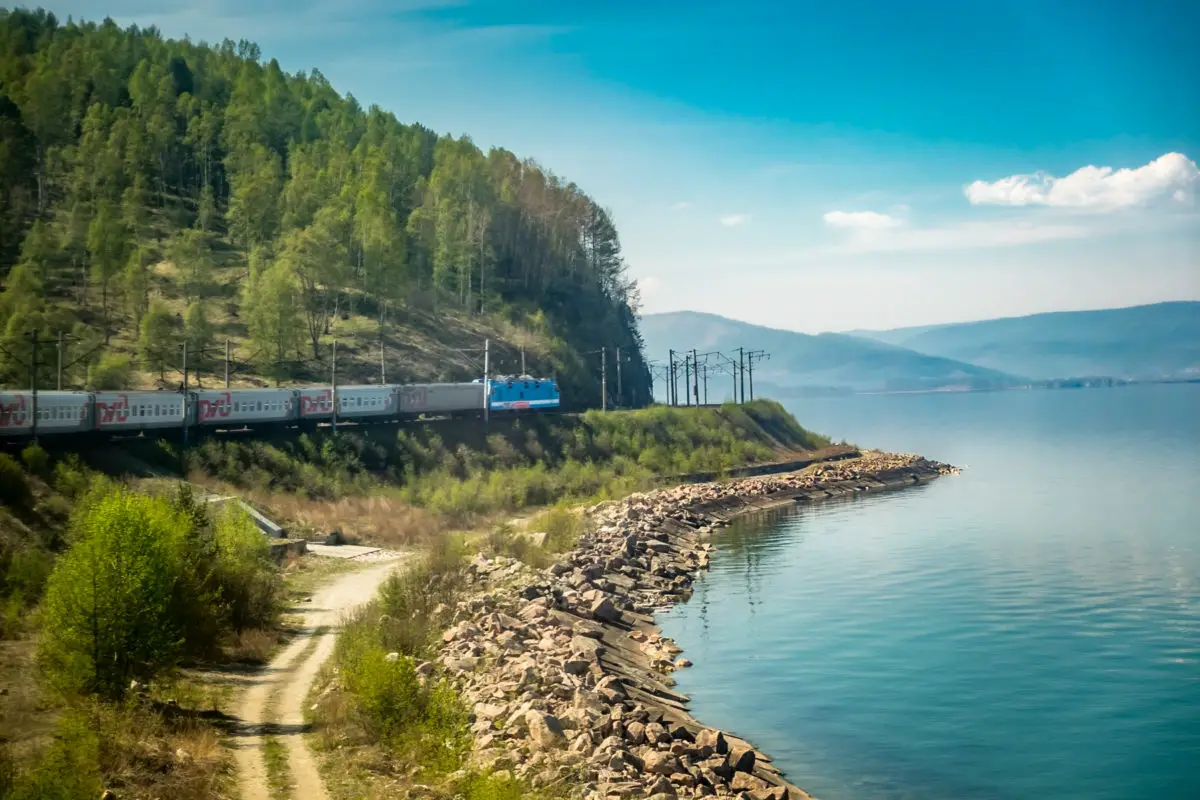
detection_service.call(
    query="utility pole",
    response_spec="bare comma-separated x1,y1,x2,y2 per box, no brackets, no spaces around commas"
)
331,339,338,433
702,363,709,405
520,347,526,376
483,338,490,424
686,352,696,410
738,347,745,404
668,349,676,406
181,341,189,448
616,346,622,408
56,330,64,390
601,346,607,411
380,337,386,384
28,331,39,443
224,338,231,388
692,348,699,406
746,350,769,402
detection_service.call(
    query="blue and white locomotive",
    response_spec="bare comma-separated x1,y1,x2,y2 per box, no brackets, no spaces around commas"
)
485,375,561,412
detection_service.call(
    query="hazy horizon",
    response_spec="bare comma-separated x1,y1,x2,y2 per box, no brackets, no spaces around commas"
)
640,299,1199,337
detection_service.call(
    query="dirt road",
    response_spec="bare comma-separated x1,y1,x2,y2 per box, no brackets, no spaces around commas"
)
232,555,405,800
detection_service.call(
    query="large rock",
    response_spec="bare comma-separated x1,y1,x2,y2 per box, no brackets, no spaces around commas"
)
590,595,622,623
642,750,683,776
731,771,770,792
695,728,728,755
525,710,567,750
728,742,757,773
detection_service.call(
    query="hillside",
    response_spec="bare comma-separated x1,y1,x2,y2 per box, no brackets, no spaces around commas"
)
0,8,651,409
850,302,1200,381
639,311,1022,396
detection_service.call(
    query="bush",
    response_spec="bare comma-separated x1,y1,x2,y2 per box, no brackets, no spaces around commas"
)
211,504,281,631
38,489,189,698
0,453,32,508
19,442,49,477
1,708,103,800
86,353,133,390
52,454,93,499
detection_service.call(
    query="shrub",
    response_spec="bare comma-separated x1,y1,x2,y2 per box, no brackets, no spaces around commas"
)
211,504,281,631
86,353,133,390
2,708,103,800
52,454,93,499
38,489,189,698
0,453,32,508
19,442,49,477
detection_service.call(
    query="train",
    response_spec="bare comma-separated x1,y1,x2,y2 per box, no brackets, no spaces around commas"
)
0,376,560,440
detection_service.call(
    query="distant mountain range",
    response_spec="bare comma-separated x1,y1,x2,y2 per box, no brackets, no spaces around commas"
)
639,302,1200,398
849,302,1200,381
638,312,1021,399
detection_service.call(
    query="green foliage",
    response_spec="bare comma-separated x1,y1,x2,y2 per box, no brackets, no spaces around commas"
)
38,489,187,698
19,442,49,477
139,298,180,380
0,710,104,800
87,352,133,389
0,453,32,508
210,504,281,631
35,482,283,697
0,9,652,403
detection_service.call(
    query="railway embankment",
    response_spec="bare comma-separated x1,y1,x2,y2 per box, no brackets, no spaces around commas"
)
431,452,958,799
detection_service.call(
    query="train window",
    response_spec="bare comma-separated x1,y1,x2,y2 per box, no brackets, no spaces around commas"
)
257,401,262,412
535,382,540,388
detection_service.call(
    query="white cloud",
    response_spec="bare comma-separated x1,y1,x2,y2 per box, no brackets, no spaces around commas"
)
823,210,903,229
672,201,692,209
719,213,749,227
964,152,1199,211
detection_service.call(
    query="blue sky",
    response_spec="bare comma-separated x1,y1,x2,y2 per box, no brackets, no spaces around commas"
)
53,0,1200,331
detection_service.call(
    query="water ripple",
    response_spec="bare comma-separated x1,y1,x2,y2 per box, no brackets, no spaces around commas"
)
659,385,1200,800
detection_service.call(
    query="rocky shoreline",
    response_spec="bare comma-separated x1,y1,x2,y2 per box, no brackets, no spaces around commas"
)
439,452,958,799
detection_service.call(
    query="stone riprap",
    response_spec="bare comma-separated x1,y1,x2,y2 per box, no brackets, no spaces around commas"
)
438,452,957,800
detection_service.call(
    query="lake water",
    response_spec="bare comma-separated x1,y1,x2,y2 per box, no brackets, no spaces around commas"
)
658,384,1200,800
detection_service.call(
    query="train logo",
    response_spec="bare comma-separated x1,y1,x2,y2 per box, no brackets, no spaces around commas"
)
0,394,27,427
96,394,131,424
199,392,233,420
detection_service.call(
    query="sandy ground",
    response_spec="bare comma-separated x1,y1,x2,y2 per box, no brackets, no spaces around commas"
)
232,555,406,800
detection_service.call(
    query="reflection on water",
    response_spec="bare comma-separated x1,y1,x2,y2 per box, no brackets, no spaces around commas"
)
658,384,1200,800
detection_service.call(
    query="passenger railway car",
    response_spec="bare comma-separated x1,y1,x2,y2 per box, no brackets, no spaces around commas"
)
398,383,485,415
94,391,187,433
0,374,560,441
0,391,92,436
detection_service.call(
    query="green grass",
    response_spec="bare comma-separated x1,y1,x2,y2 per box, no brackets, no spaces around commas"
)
261,736,292,800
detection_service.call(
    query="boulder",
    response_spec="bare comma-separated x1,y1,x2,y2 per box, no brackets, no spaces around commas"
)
642,750,683,776
728,742,757,773
731,772,770,792
590,596,622,623
695,729,728,755
525,710,567,750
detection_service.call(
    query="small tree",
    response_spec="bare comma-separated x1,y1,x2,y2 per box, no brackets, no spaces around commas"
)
138,298,180,382
38,490,186,698
86,353,133,390
185,300,214,378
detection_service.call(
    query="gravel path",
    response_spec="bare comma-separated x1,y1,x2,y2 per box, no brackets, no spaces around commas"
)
232,554,407,800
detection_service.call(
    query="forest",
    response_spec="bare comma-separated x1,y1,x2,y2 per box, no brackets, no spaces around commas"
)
0,7,652,407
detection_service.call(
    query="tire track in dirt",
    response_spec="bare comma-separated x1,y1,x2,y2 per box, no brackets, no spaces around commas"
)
233,555,406,800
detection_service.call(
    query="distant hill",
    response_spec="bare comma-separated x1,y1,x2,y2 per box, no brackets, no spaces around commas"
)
639,311,1022,398
850,302,1200,381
